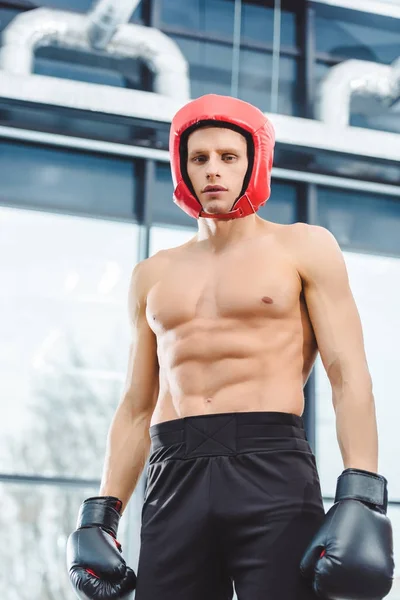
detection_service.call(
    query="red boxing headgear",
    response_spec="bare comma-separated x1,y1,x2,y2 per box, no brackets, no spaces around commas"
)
169,94,275,220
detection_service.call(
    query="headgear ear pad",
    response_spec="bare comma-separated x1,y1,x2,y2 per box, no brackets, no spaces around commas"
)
169,94,275,220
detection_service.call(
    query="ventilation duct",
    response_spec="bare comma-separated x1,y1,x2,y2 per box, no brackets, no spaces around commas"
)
87,0,141,50
0,2,190,101
316,57,400,127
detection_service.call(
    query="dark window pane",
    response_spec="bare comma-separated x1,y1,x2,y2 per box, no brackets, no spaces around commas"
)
239,52,299,115
161,0,296,48
316,14,400,64
0,8,20,30
29,0,93,11
171,36,234,98
34,56,128,87
317,187,400,256
350,112,400,136
160,0,235,37
0,208,139,478
241,2,296,47
258,180,298,224
153,163,195,227
172,36,299,115
17,0,142,20
0,142,136,219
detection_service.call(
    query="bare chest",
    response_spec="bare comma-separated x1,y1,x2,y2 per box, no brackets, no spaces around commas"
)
146,248,301,333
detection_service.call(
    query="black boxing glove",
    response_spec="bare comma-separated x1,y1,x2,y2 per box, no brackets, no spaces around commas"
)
300,469,394,600
66,496,137,600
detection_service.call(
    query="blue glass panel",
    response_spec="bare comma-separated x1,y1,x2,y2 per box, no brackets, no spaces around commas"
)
0,142,136,218
318,186,400,256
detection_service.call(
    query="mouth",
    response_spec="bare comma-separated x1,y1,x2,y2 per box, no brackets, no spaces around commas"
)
202,185,228,194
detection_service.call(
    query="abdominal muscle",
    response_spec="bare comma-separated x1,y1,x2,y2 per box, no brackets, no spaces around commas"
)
150,316,313,426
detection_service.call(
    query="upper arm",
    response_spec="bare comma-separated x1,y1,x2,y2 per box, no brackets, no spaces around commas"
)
121,260,159,417
298,225,371,390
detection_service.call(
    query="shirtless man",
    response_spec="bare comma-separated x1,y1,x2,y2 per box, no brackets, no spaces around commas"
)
67,94,393,600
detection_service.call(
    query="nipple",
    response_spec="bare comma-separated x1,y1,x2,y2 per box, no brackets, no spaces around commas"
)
262,296,273,304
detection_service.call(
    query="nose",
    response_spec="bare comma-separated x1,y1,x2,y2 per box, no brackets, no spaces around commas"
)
205,155,220,179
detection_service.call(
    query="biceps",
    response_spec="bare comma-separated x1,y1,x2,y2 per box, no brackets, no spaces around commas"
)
305,285,369,383
122,319,159,416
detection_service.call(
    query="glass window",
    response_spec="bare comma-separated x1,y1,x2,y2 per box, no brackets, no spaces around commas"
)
258,180,298,224
241,2,296,47
171,36,234,98
0,8,20,30
0,207,139,479
0,142,136,219
171,35,299,115
24,0,142,20
239,51,299,115
160,0,297,48
317,187,400,256
31,0,93,11
34,55,129,87
160,0,235,37
351,112,400,136
152,162,197,228
315,13,400,64
316,251,400,501
0,481,140,600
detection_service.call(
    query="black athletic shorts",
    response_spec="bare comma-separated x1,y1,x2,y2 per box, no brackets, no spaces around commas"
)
134,411,325,600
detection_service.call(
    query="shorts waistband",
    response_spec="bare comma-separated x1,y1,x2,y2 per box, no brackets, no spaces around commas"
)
148,412,308,461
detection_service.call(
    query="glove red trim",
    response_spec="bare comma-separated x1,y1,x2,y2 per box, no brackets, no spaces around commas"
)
86,569,100,579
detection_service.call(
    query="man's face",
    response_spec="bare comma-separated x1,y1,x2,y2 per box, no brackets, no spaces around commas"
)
186,126,248,215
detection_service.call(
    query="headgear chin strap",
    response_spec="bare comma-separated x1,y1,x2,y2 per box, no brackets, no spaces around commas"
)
169,94,275,220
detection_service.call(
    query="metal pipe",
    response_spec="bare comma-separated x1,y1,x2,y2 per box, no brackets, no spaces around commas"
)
0,7,190,101
317,58,399,126
86,0,141,50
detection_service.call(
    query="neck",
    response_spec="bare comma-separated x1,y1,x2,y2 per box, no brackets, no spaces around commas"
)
196,213,263,251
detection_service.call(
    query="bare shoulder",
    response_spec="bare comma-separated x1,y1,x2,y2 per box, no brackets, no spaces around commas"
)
130,237,196,300
130,250,172,299
275,222,335,246
273,222,344,280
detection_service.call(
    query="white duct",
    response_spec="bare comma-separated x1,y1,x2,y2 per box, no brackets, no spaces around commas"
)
0,6,190,101
316,57,400,127
87,0,141,49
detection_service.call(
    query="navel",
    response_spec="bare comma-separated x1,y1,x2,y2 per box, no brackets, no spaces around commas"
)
262,296,274,304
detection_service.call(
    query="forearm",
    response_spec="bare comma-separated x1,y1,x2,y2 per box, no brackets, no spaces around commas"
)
333,381,378,473
99,402,152,511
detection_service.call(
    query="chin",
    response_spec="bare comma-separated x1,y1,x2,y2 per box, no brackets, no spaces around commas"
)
203,200,232,214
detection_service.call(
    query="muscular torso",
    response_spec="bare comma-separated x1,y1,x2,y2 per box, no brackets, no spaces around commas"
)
146,222,318,426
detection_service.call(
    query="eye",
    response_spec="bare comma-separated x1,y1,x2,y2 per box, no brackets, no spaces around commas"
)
223,154,237,162
192,155,207,163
